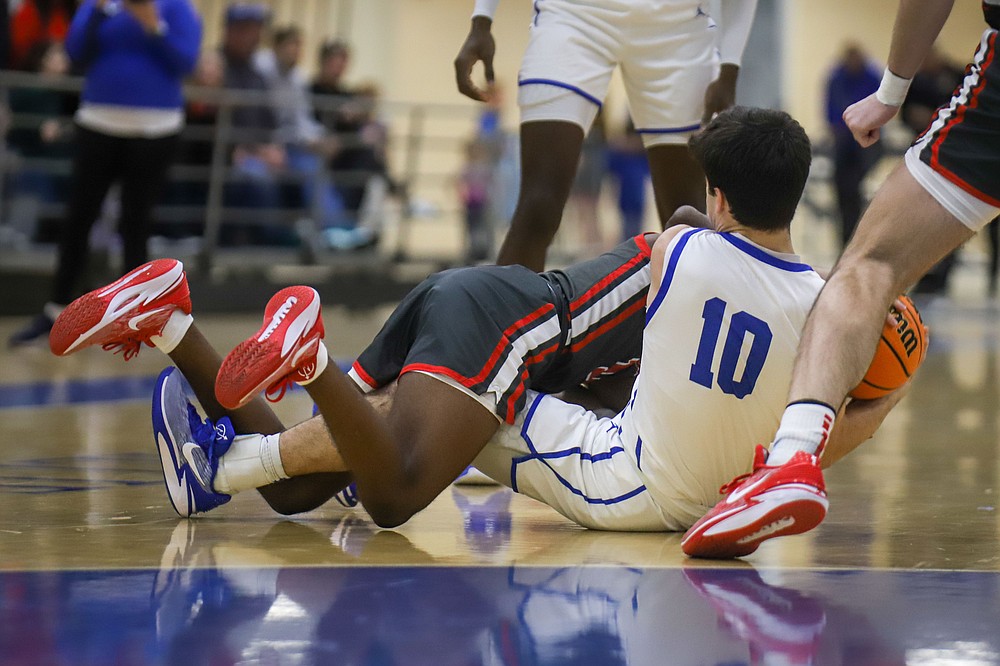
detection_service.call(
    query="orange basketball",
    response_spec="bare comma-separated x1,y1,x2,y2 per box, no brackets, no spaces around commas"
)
849,295,928,400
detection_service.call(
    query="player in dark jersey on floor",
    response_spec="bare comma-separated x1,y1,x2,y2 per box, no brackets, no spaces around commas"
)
49,235,655,519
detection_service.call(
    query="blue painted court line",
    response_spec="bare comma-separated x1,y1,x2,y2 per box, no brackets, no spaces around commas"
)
0,362,353,410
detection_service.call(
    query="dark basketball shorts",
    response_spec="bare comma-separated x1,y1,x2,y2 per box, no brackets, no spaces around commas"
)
907,28,1000,230
348,235,653,423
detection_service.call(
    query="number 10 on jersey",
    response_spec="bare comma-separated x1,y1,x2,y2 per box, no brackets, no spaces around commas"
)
690,298,773,399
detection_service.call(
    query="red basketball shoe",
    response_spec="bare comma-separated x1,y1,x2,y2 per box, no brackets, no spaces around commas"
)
215,286,325,410
49,259,191,360
681,445,828,559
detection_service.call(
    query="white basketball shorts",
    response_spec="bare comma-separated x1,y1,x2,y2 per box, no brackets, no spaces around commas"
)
517,0,717,146
473,391,685,531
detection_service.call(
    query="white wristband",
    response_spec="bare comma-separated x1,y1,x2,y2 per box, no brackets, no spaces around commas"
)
875,68,912,107
472,0,499,19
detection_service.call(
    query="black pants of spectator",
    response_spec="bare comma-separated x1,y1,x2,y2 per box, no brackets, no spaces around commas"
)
52,125,179,305
833,133,882,248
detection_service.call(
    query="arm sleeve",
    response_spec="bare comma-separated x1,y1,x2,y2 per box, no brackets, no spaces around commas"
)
715,0,758,66
64,1,106,68
472,0,500,19
146,0,203,77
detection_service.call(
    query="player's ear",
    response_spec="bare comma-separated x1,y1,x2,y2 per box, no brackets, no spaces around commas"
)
711,187,727,218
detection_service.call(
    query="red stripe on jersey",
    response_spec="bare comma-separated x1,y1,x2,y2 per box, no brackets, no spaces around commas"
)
469,302,557,386
351,361,379,389
569,252,646,315
634,232,654,258
569,297,645,353
504,368,530,424
929,32,1000,207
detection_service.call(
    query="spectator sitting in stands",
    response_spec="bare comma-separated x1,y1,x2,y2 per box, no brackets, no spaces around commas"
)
255,26,375,251
309,40,385,249
219,2,296,246
10,0,75,71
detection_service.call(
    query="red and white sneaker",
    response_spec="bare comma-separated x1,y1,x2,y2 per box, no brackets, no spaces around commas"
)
49,259,191,360
215,286,326,410
681,445,828,559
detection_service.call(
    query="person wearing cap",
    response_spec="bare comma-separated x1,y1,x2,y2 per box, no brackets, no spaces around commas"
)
9,0,202,347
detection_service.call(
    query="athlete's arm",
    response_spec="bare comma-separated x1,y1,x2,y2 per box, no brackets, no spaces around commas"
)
702,0,758,124
649,225,693,300
454,0,499,101
843,0,955,147
821,384,911,469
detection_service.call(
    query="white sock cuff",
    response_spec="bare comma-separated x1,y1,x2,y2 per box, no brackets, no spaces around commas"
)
296,341,328,386
151,311,193,354
770,401,837,462
260,433,289,482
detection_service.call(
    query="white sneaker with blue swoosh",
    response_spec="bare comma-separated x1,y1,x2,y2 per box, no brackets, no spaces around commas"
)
152,367,233,517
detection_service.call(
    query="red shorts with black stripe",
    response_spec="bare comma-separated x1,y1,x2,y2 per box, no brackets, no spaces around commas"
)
913,28,1000,207
348,235,652,423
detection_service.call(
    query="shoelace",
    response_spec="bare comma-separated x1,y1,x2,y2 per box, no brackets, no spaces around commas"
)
719,471,755,495
265,377,296,403
101,337,150,361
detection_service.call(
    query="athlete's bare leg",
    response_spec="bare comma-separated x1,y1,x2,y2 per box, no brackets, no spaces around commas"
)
646,143,707,226
167,324,353,515
496,120,586,270
787,164,973,409
302,366,501,528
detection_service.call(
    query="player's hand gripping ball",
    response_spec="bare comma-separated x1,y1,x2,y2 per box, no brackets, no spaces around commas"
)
850,295,928,400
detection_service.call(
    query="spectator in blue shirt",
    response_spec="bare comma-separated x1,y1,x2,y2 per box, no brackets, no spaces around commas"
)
10,0,202,346
825,43,882,248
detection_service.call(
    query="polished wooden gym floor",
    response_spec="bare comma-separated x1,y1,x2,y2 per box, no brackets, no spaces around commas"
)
3,293,1000,665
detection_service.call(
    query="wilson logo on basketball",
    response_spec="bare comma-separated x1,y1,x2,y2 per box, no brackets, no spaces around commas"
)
258,296,298,342
850,295,928,400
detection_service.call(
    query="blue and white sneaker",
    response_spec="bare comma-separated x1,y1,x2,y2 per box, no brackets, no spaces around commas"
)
152,366,233,517
334,482,359,508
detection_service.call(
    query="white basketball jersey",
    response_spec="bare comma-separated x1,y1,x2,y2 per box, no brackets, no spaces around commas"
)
618,229,824,524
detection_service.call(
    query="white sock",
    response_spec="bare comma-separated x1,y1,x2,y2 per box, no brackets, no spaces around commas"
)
295,341,328,386
151,310,193,354
767,401,836,466
213,433,288,494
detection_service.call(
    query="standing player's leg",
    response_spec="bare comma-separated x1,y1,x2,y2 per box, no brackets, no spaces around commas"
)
620,8,716,227
646,144,707,224
495,121,586,271
213,286,503,527
495,0,617,270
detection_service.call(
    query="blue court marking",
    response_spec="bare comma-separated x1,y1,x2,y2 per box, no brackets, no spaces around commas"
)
0,361,354,410
0,453,162,494
2,566,998,665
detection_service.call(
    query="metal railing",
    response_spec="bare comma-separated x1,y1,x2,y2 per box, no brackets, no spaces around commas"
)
0,69,481,272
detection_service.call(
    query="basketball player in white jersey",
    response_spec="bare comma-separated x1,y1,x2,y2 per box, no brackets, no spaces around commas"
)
685,0,1000,558
454,0,758,270
158,107,901,534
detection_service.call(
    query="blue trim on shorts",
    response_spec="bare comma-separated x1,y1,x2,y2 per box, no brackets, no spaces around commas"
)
533,0,541,25
635,123,702,134
512,394,647,506
719,233,814,272
517,78,603,108
645,228,704,325
635,435,643,471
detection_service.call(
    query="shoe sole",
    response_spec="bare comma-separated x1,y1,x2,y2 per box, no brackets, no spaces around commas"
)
50,259,188,356
152,367,196,517
682,487,828,559
215,286,323,410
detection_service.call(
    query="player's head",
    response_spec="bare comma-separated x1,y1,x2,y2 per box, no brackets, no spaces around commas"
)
688,106,811,232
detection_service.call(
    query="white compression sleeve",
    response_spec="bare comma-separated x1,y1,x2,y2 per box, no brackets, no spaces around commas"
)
716,0,758,66
473,0,500,19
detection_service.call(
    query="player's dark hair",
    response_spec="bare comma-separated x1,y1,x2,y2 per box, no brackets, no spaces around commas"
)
688,106,811,232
